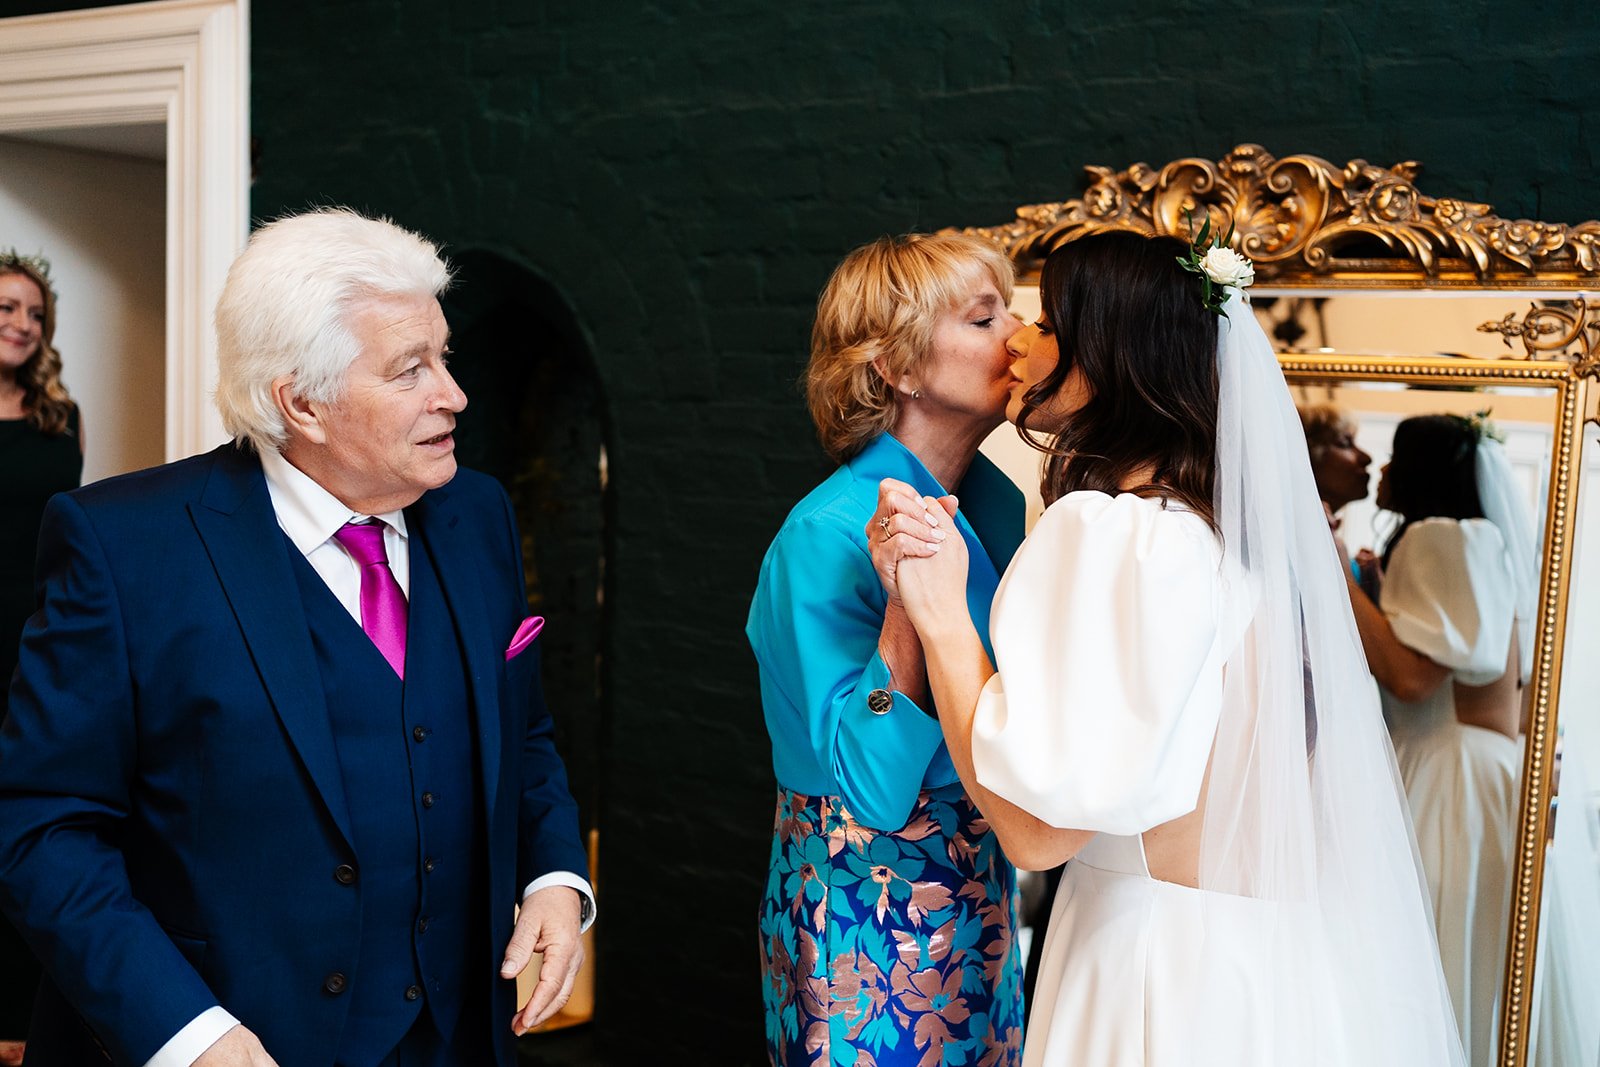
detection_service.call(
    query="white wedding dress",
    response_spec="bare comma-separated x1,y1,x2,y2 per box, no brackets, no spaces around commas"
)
970,490,1302,1067
1379,517,1529,1067
959,288,1462,1067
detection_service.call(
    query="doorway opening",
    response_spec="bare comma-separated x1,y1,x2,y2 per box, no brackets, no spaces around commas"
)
0,124,167,482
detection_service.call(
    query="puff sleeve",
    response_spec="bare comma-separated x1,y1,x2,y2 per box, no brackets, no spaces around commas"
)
970,492,1228,835
1380,518,1517,686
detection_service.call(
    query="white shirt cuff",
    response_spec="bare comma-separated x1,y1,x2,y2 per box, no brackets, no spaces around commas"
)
522,872,597,933
143,1007,239,1067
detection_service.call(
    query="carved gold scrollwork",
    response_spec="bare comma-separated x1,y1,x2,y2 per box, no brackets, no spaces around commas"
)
960,144,1600,287
1475,296,1600,378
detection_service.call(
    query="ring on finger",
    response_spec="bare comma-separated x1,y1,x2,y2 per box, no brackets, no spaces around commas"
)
877,516,891,539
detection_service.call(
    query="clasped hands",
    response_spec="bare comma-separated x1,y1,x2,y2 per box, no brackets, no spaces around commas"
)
866,478,969,629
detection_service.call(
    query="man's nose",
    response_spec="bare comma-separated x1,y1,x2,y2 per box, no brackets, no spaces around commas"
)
436,367,468,412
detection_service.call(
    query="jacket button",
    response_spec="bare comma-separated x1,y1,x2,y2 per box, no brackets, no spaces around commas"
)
405,985,422,1001
333,864,356,885
424,857,438,873
867,688,893,715
412,726,427,742
324,972,347,995
417,916,430,934
421,792,436,808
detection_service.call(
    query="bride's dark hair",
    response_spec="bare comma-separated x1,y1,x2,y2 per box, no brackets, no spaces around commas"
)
1380,413,1485,568
1016,230,1220,527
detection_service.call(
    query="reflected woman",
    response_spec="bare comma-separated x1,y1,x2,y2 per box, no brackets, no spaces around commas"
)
748,234,1027,1065
1298,402,1375,588
1344,413,1537,1067
1299,402,1372,520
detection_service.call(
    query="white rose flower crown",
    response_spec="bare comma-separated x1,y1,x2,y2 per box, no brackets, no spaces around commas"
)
1176,211,1255,314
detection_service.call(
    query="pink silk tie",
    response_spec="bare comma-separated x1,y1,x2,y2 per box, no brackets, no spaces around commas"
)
333,521,408,678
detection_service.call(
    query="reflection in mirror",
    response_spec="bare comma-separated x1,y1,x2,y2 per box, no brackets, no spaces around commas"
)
1290,379,1554,582
1539,423,1600,1066
1295,380,1553,1067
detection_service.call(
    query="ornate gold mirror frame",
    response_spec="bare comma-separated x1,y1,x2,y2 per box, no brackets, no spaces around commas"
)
958,144,1600,1067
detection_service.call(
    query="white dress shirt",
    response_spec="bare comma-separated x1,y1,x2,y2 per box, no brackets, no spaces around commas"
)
145,449,595,1067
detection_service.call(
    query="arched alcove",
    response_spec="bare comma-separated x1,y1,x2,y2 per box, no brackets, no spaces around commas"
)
440,250,609,848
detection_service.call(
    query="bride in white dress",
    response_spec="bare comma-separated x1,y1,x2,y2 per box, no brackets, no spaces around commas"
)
1343,414,1538,1067
867,230,1463,1065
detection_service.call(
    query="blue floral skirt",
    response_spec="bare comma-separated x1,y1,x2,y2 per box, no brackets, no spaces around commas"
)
760,783,1024,1066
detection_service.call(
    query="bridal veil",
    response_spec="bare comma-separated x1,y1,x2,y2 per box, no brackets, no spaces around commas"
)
1199,291,1466,1064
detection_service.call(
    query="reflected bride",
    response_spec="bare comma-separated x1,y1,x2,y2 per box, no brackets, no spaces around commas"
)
1345,413,1539,1067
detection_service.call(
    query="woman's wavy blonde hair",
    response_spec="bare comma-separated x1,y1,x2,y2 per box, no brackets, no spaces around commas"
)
1,258,74,435
807,233,1015,462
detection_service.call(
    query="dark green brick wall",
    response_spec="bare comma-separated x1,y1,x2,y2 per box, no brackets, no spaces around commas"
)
6,0,1600,1061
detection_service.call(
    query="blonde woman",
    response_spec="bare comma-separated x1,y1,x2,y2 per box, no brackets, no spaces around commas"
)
0,251,82,1064
748,233,1027,1066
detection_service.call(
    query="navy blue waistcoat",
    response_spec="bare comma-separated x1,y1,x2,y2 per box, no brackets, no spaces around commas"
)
290,529,486,1062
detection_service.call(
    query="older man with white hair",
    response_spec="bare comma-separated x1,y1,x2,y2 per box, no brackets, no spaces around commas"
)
0,209,593,1067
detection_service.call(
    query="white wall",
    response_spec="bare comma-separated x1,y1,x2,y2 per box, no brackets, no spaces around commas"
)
0,136,166,484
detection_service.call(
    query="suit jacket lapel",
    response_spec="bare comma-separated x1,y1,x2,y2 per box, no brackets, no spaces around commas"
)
407,486,503,814
188,446,355,848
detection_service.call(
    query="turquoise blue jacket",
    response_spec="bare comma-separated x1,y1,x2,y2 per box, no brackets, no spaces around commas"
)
747,432,1025,831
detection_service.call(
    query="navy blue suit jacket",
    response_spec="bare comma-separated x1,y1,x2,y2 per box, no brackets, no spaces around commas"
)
0,444,587,1066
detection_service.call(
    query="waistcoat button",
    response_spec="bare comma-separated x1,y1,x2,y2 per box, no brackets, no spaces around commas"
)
324,972,347,995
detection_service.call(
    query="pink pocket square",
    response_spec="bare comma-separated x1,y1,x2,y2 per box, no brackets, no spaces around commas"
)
505,616,545,660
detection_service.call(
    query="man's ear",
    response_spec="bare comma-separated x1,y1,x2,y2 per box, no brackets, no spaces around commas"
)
272,375,328,447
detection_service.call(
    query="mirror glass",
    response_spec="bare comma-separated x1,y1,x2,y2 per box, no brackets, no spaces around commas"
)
1539,422,1600,1066
1293,372,1558,1067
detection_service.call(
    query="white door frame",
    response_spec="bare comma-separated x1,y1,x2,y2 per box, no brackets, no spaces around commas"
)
0,0,249,458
